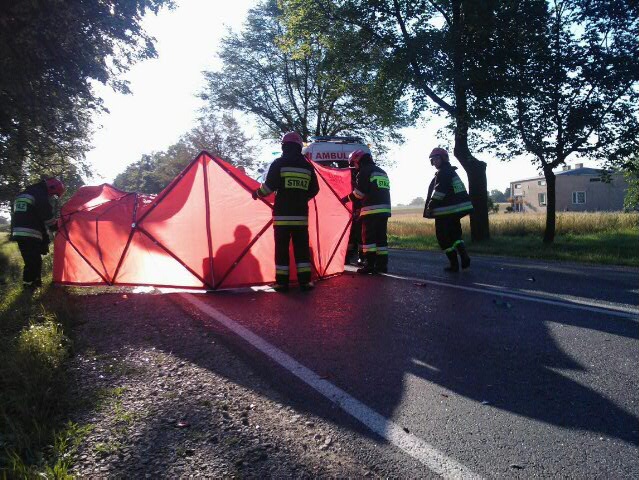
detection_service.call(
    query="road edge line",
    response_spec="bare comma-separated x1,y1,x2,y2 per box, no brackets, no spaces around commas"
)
179,293,482,480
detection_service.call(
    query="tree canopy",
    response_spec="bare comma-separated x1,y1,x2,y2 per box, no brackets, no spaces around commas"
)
0,0,174,205
279,0,525,241
488,0,639,241
200,0,411,155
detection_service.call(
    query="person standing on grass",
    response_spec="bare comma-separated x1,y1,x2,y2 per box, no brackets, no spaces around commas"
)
10,178,65,290
252,132,320,292
423,148,473,272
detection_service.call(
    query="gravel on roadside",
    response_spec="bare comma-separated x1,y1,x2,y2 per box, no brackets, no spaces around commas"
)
66,290,381,478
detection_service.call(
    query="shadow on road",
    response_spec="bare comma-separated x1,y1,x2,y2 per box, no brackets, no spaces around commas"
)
68,269,638,475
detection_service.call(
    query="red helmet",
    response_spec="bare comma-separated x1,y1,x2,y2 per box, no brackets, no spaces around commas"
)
281,131,304,148
348,149,366,169
45,177,65,197
429,147,449,165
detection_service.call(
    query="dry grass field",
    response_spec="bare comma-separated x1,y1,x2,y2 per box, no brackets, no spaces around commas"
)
388,207,639,266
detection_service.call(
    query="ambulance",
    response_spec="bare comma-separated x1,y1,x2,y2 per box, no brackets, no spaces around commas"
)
303,136,371,169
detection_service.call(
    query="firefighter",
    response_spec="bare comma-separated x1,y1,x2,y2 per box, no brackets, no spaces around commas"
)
341,150,391,274
345,165,363,266
10,178,65,290
423,148,473,272
252,132,320,292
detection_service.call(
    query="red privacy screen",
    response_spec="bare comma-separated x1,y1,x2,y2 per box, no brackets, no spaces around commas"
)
53,152,353,290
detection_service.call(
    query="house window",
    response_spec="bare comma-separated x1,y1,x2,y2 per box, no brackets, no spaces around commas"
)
572,191,586,204
538,193,547,206
538,180,546,186
515,183,522,188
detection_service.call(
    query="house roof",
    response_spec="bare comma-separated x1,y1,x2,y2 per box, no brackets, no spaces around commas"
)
511,167,605,184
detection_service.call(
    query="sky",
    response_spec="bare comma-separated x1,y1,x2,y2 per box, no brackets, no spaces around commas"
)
85,0,593,206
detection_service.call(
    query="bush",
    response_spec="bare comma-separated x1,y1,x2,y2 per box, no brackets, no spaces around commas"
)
0,233,76,476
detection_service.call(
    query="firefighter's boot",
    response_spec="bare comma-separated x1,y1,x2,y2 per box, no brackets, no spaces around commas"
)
357,253,377,274
444,251,459,272
345,246,357,266
300,281,315,292
457,242,471,269
272,283,289,293
376,253,388,274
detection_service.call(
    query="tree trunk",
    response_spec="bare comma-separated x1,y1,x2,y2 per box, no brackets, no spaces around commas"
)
453,115,490,242
543,166,556,243
451,0,489,242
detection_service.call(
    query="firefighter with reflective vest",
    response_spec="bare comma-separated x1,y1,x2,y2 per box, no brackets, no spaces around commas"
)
424,148,473,272
10,178,65,290
341,150,391,274
252,132,320,292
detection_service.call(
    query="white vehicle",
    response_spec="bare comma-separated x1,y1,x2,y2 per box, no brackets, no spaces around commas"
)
256,135,371,182
303,136,371,169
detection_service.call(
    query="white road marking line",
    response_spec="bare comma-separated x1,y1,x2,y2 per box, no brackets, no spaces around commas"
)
352,269,637,320
180,293,482,480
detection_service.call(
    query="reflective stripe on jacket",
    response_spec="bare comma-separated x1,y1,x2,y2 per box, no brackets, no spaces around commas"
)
424,163,473,219
11,181,55,242
347,163,391,218
257,152,320,222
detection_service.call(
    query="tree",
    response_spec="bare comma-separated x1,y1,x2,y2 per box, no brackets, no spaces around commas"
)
489,189,507,203
281,0,516,241
489,0,639,242
621,155,639,211
200,0,410,155
114,113,254,194
408,197,425,206
0,0,174,205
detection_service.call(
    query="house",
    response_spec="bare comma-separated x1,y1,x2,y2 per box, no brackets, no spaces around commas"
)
509,164,627,213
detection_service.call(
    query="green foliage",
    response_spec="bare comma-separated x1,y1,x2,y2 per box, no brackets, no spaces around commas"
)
483,0,639,242
408,197,425,206
202,0,410,152
0,233,81,477
488,0,639,169
0,0,174,205
622,156,639,211
490,189,507,203
486,195,499,213
113,113,255,194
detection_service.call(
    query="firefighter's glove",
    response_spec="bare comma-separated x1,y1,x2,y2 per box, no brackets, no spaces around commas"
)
340,195,350,205
251,189,259,200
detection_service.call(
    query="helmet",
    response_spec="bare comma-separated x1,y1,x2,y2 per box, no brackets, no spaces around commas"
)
348,149,366,169
45,177,65,197
429,147,449,165
281,131,304,148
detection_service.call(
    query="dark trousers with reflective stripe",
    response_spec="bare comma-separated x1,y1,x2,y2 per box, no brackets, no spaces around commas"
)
435,216,462,251
274,226,311,286
361,215,388,269
17,237,43,285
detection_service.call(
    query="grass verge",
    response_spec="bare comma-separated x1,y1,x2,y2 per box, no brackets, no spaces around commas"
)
0,232,87,478
388,211,639,267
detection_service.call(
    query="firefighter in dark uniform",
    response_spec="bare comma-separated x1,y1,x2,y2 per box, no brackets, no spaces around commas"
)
424,148,473,272
253,132,320,292
345,166,363,266
341,150,391,274
10,178,65,290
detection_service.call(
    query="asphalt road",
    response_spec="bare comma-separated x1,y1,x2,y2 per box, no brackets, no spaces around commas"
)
176,250,639,478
